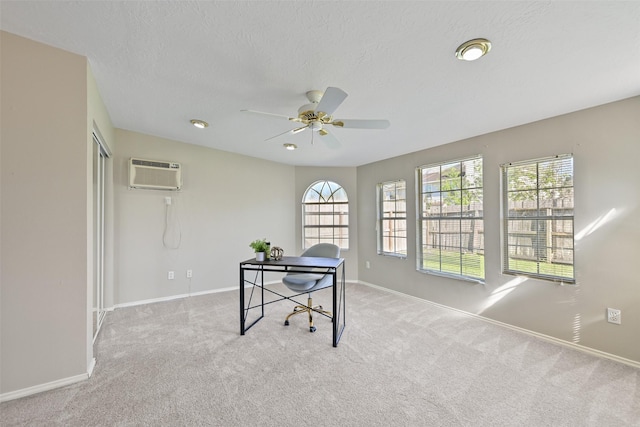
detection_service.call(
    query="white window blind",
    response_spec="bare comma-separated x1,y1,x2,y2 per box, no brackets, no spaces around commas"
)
377,180,407,257
417,156,484,281
502,154,575,283
302,180,349,249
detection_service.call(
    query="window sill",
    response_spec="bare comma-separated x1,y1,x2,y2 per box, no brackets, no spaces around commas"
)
502,270,576,285
417,268,485,285
377,252,407,260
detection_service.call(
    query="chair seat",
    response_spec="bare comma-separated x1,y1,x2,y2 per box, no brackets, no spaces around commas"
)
282,273,325,292
282,243,340,332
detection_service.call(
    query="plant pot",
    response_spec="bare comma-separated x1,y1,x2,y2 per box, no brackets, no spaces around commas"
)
255,252,265,262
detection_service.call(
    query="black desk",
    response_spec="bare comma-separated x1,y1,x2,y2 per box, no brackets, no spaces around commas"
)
239,256,346,347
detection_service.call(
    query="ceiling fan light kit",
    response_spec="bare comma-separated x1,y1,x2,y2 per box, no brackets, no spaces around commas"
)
455,38,492,61
241,86,390,148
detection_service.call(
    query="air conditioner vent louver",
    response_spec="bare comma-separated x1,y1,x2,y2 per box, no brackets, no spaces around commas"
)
129,158,181,190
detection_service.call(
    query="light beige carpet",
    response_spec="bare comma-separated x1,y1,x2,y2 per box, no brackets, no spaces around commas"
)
2,283,639,426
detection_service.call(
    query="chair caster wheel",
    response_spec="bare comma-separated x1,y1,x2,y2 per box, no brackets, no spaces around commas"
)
310,326,316,332
284,320,289,326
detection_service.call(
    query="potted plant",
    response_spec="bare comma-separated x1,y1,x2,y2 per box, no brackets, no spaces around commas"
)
249,238,269,261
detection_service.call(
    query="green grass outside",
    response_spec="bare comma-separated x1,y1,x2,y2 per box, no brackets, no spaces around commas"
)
423,251,574,281
423,251,485,280
507,258,574,280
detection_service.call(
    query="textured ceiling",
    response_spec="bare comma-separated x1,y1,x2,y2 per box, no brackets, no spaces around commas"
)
2,1,639,166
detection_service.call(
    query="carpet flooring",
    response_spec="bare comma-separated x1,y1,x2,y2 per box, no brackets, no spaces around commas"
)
1,283,639,426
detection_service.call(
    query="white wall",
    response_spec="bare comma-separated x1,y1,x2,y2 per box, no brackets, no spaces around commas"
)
357,96,640,363
1,31,90,394
113,130,296,305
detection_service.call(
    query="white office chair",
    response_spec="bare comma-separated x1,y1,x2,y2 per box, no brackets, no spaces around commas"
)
282,243,340,332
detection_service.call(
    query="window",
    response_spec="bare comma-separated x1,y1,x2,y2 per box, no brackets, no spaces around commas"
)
417,157,484,281
502,155,574,283
377,180,407,257
302,180,349,249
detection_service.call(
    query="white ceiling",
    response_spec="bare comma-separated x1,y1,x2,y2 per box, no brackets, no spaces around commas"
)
2,1,639,167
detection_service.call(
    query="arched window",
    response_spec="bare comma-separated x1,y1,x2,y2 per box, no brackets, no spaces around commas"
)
302,180,349,249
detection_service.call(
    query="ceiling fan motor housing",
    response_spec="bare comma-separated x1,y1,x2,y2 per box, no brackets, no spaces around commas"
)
298,103,318,116
297,89,327,117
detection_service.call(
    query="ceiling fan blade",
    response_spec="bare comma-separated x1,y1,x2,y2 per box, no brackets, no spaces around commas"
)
320,130,341,149
314,87,348,115
241,109,300,122
331,119,390,129
290,126,307,135
265,125,308,141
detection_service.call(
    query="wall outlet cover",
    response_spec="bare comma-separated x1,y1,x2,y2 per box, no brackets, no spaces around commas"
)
607,308,621,324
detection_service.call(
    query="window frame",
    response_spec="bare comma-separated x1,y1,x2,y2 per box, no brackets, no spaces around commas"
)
416,156,485,282
302,180,349,250
501,154,575,284
376,179,407,258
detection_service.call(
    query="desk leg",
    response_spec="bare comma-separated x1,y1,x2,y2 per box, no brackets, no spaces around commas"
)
332,270,337,347
240,264,245,335
261,266,265,319
332,263,346,347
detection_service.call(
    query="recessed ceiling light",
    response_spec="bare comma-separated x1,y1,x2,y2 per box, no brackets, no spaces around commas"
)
283,143,297,150
455,38,491,61
190,119,208,129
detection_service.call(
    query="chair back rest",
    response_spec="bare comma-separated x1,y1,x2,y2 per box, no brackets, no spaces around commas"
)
285,243,340,277
300,243,340,259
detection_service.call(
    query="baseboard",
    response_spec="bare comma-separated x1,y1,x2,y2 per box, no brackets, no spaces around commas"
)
358,280,640,370
112,281,282,309
114,289,222,309
88,357,96,378
0,372,89,403
112,278,361,310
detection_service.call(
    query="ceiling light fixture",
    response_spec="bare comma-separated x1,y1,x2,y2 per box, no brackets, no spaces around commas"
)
190,119,208,129
283,143,297,150
455,38,491,61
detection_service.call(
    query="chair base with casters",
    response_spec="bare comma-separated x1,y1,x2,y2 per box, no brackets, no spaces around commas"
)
282,243,340,333
284,295,332,333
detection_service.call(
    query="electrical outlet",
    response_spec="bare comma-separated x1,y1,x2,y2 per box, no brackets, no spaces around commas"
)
168,271,175,280
186,269,193,278
607,308,621,325
365,261,371,269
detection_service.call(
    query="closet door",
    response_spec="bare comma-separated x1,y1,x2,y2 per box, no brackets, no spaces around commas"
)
92,134,108,340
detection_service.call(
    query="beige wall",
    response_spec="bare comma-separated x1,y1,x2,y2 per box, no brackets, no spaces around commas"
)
113,130,296,304
1,31,90,393
357,96,640,363
294,167,358,282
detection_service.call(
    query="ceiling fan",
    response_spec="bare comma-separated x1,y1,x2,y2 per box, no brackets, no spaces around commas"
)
241,87,390,147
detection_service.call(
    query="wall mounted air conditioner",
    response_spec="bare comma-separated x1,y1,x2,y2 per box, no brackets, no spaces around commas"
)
129,158,182,190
